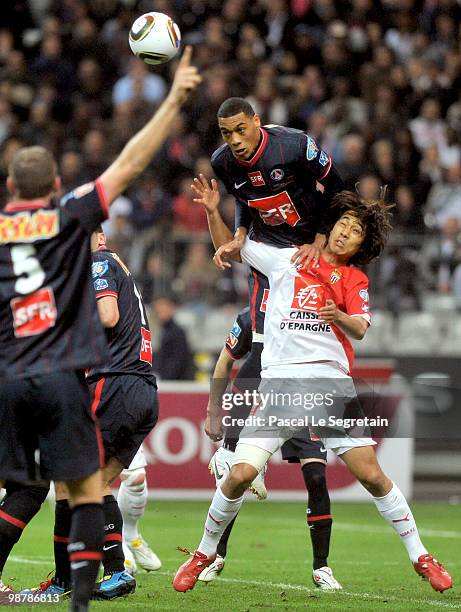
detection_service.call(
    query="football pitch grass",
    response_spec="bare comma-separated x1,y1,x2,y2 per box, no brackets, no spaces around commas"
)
3,500,460,611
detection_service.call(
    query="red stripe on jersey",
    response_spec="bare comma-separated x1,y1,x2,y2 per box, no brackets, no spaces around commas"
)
104,533,123,542
95,179,109,219
307,514,332,522
4,199,48,212
95,291,118,300
0,510,26,529
69,551,102,562
250,270,259,331
54,535,70,543
318,156,332,181
236,128,268,167
91,378,106,415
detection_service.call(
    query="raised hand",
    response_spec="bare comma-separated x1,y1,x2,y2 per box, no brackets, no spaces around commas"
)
191,174,220,213
168,45,202,105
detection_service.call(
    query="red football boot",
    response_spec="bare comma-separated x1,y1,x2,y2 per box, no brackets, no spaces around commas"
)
173,548,216,592
413,554,453,592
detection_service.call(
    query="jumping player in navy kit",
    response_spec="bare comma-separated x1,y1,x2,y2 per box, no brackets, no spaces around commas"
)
200,303,339,590
0,47,201,611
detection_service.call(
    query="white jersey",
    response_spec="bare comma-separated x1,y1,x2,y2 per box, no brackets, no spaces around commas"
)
241,239,371,374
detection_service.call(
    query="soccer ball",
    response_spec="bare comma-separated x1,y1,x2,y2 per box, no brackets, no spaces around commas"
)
129,12,181,65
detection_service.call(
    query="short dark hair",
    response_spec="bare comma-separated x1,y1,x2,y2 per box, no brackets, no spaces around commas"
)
217,97,255,119
9,146,56,199
328,191,393,265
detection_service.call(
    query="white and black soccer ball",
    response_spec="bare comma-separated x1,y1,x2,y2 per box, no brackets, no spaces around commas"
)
129,12,181,65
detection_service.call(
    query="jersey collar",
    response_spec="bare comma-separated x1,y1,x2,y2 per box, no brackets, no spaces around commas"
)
4,199,49,212
235,128,268,167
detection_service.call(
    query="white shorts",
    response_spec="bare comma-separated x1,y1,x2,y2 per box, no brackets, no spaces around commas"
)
121,445,147,475
235,362,376,470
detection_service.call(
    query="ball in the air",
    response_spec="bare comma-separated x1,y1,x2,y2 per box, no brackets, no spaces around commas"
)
129,12,181,65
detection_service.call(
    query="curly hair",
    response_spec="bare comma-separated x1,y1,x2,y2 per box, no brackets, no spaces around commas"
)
326,191,394,265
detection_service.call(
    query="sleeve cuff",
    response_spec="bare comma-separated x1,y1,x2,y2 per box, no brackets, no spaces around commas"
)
224,344,238,360
96,291,118,300
351,313,371,325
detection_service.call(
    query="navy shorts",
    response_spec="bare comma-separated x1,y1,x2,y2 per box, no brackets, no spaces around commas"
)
281,437,327,463
89,374,158,469
0,371,102,483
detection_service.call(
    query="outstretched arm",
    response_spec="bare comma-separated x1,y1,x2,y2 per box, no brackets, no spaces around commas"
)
191,174,233,249
99,46,201,206
205,346,235,441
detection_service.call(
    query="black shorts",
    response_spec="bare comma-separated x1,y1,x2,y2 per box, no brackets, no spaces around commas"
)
0,371,102,483
281,437,327,463
89,374,158,469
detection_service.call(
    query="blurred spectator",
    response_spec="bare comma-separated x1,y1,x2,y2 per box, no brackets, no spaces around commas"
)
152,295,193,380
0,98,13,147
426,164,461,227
103,195,134,263
337,133,368,191
129,174,171,230
30,34,74,97
175,242,220,307
409,98,447,153
81,128,109,179
113,58,166,107
393,185,424,234
247,78,288,125
59,151,85,192
320,76,367,137
173,177,209,234
139,251,172,304
420,217,461,293
355,173,381,199
381,245,422,314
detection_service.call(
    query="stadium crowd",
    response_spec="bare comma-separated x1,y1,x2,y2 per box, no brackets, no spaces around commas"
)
1,0,461,366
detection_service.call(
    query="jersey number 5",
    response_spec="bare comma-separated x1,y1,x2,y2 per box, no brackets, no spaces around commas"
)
248,191,301,227
11,245,45,294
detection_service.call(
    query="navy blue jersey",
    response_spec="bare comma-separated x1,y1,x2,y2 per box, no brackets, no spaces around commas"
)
211,125,341,247
87,249,155,383
224,306,252,360
0,181,109,378
248,267,269,335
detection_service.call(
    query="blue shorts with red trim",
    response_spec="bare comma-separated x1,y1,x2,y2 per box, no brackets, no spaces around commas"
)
88,374,158,469
0,371,101,483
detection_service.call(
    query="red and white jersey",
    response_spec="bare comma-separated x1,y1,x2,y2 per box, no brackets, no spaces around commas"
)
241,239,371,374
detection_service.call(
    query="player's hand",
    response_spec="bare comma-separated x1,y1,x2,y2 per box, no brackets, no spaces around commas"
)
168,46,202,105
191,174,220,212
318,299,339,322
213,238,243,269
205,412,224,441
291,242,321,268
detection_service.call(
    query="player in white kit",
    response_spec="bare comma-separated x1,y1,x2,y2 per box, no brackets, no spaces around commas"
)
173,190,452,594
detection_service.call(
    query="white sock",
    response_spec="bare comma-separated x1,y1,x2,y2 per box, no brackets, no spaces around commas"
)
198,488,244,557
118,478,148,542
372,482,428,562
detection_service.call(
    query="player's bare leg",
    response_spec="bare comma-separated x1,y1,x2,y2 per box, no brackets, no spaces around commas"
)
341,446,452,592
173,447,268,592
